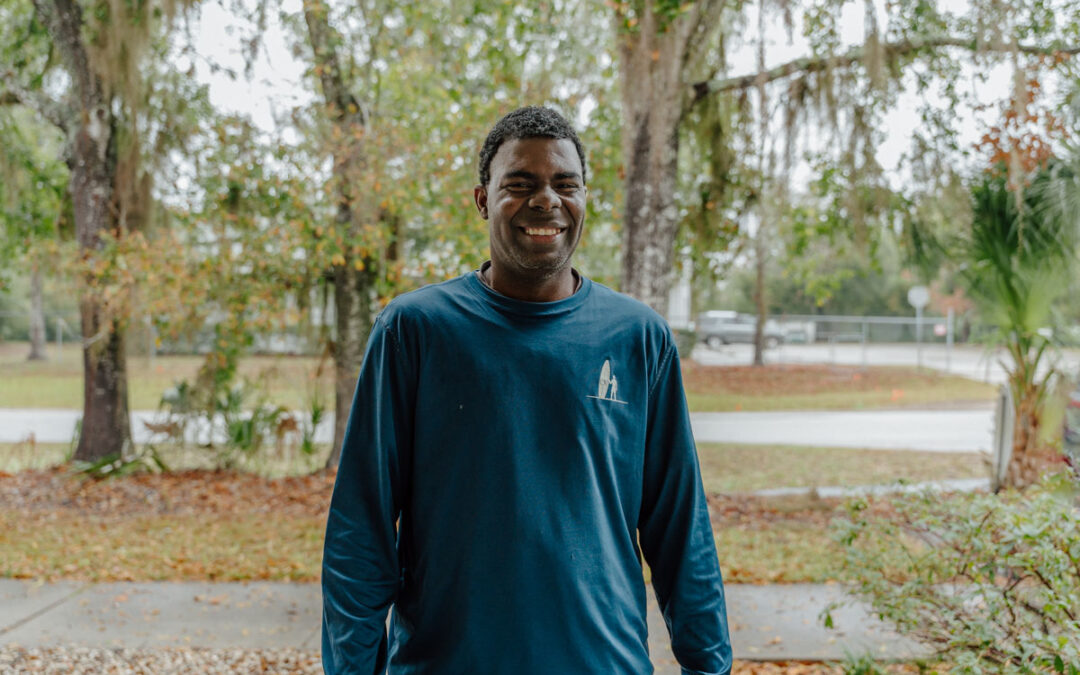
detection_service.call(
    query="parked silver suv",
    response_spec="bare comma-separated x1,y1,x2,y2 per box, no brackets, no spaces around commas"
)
697,311,784,349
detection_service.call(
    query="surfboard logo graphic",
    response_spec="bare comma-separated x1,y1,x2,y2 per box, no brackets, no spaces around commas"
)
587,359,626,404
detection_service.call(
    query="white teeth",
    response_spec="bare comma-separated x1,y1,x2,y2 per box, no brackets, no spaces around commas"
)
525,228,558,236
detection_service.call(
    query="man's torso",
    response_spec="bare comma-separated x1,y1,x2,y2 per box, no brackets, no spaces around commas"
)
379,273,673,674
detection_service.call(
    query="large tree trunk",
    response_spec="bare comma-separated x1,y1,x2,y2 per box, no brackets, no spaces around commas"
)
329,265,374,469
616,2,717,315
27,260,47,361
72,107,132,462
619,109,682,316
35,0,132,462
303,0,378,470
78,303,131,461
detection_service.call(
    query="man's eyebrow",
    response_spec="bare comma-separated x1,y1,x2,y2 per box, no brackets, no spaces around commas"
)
500,170,582,182
501,170,537,181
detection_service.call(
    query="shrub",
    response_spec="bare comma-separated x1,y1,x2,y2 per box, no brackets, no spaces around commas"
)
154,376,299,470
830,478,1080,674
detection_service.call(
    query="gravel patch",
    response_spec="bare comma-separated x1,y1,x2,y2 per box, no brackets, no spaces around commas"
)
0,648,929,674
0,646,321,674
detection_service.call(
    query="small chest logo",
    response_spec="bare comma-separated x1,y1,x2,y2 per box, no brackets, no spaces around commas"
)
587,359,627,404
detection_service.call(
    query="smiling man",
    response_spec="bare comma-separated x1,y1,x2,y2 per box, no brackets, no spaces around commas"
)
322,106,732,675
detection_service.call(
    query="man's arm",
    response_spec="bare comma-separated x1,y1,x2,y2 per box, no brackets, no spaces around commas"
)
639,343,733,675
322,315,414,675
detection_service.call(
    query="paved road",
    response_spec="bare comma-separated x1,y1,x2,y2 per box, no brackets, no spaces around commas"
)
0,406,997,455
692,408,995,453
0,580,924,665
0,409,337,446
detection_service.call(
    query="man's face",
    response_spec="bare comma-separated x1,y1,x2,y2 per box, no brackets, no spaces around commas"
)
475,137,586,282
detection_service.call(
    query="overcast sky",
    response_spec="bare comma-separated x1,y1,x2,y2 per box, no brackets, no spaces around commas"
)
186,0,1016,191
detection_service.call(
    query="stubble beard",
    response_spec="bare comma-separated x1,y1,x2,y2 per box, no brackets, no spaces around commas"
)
505,247,572,280
492,222,580,282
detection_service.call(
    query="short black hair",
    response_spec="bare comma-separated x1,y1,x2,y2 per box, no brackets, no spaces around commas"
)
477,106,587,187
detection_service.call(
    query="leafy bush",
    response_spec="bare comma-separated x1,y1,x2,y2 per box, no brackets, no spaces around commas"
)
134,333,330,473
154,376,296,470
831,479,1080,674
148,343,324,470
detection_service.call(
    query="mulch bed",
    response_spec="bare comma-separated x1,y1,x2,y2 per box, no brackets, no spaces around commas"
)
681,361,939,397
1,466,894,531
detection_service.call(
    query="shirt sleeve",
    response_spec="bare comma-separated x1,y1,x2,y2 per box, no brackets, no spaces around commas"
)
638,342,733,675
322,314,414,675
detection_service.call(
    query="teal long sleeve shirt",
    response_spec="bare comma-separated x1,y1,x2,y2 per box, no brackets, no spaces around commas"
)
322,272,731,674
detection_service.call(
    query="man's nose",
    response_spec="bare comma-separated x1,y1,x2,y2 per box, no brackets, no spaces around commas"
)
529,184,559,211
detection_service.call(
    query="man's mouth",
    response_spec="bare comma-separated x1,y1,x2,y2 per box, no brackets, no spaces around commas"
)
523,226,562,236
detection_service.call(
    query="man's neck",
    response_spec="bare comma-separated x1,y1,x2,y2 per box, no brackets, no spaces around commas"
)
481,262,579,303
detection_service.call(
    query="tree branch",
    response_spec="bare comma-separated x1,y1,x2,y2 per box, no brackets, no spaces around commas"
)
0,75,69,132
692,36,1080,105
33,0,100,111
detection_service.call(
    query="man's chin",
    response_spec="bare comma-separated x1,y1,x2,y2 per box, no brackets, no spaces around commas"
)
512,255,573,279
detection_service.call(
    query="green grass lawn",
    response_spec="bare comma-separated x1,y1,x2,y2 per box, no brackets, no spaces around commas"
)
0,510,323,582
0,442,71,472
0,477,848,585
0,495,849,586
0,439,983,584
0,342,331,410
2,341,997,412
715,521,841,584
697,443,987,493
0,442,331,476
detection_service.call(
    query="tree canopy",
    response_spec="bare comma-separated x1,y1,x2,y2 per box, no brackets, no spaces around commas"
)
2,0,1080,468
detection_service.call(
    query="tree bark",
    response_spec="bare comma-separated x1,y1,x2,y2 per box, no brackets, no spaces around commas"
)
751,0,767,368
34,0,132,462
619,104,682,317
1003,354,1052,488
27,260,47,361
616,2,719,315
78,300,131,461
330,264,373,470
303,0,377,470
618,11,684,315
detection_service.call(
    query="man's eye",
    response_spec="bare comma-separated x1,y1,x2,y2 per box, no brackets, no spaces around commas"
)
557,184,580,192
506,183,531,191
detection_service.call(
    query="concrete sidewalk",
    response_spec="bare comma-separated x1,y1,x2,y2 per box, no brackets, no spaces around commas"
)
0,580,925,669
0,406,996,454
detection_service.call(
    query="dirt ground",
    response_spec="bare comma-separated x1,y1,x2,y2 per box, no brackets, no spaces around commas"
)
2,465,875,526
684,361,954,396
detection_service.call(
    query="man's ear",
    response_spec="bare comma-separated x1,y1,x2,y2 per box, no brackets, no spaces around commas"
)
474,185,489,219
